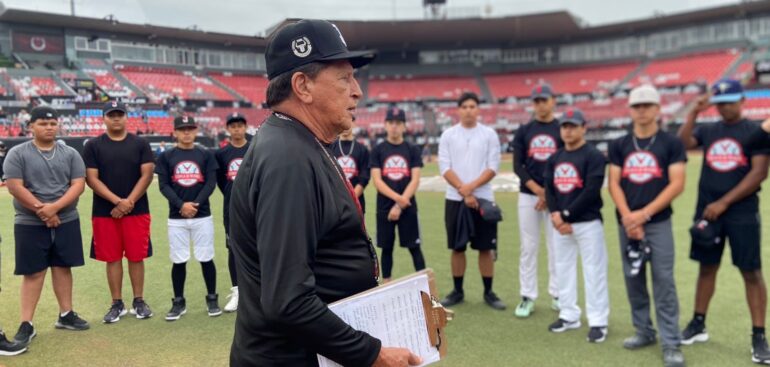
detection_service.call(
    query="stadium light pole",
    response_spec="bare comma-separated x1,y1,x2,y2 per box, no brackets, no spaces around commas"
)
70,0,75,16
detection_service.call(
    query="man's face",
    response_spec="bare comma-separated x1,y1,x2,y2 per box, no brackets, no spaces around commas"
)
174,126,197,145
385,120,405,139
306,60,362,133
30,118,59,142
226,121,247,140
716,100,743,122
458,99,479,124
630,103,660,126
560,123,585,145
104,110,127,130
533,97,555,120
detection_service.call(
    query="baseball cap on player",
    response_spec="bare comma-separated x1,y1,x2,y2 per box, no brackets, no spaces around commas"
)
559,108,586,126
174,116,197,130
628,85,661,107
103,100,127,115
531,84,555,100
265,19,376,80
385,106,406,123
226,112,247,125
29,106,59,124
709,79,744,104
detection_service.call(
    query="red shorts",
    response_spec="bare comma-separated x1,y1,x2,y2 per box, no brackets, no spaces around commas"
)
90,214,152,262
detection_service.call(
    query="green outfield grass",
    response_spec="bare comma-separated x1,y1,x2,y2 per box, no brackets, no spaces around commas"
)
0,155,768,366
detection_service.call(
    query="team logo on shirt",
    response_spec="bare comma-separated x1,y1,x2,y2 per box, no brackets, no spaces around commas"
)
622,151,663,184
553,162,583,194
382,155,410,181
173,160,204,187
226,158,242,181
706,138,747,172
528,134,557,162
336,156,358,179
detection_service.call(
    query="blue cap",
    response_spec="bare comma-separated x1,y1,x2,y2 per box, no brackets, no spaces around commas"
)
531,84,555,100
559,108,586,126
710,79,744,104
385,106,406,122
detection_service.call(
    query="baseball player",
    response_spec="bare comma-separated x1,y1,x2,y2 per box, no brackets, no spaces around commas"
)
678,79,770,364
543,108,609,343
331,120,370,212
156,116,221,321
512,83,562,317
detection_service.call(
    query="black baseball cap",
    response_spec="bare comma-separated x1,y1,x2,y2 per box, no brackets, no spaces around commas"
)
174,116,197,130
29,106,58,124
226,112,247,125
103,100,127,115
532,84,555,100
385,106,406,123
559,108,587,126
265,19,375,80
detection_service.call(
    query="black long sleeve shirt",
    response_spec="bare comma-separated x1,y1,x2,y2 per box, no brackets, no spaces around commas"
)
155,146,218,219
228,113,381,367
544,143,606,223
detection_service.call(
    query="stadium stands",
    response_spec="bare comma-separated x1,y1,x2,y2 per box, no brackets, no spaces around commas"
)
632,50,739,87
10,75,69,98
209,73,269,104
83,69,136,98
117,66,236,102
368,76,480,102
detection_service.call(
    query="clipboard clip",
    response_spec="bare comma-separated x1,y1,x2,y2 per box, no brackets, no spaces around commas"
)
421,291,449,357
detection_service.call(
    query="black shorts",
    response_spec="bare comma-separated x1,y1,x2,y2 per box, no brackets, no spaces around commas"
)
376,206,421,249
690,211,761,271
15,219,85,275
445,199,498,252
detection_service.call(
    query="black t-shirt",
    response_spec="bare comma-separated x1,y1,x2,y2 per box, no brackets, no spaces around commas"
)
512,119,563,194
82,133,154,217
544,144,606,223
331,139,370,213
370,141,423,212
694,119,770,213
155,146,218,219
609,130,687,223
215,140,250,230
228,113,380,366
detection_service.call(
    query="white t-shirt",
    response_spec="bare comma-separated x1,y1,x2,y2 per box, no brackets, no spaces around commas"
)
438,123,501,202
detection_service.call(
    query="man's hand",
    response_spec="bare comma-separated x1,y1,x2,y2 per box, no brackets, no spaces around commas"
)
550,211,564,229
464,195,479,210
691,94,711,115
115,198,134,215
458,183,474,198
372,347,422,367
110,207,125,219
621,210,649,232
556,223,573,235
35,203,58,222
535,197,547,211
762,117,770,133
626,226,645,241
388,205,402,222
45,214,61,228
703,200,729,221
180,202,199,218
395,196,411,210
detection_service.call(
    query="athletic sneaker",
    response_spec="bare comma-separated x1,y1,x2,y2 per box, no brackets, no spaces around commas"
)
548,318,581,333
13,322,35,345
206,294,223,317
440,290,464,308
165,297,187,321
587,327,608,343
103,300,128,324
681,319,708,345
130,298,154,319
752,333,770,365
483,292,506,310
551,297,560,312
0,330,27,356
224,286,239,313
623,333,656,350
662,346,685,367
514,297,535,318
55,311,90,331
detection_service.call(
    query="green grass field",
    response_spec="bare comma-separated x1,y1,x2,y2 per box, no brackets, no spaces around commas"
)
0,154,768,366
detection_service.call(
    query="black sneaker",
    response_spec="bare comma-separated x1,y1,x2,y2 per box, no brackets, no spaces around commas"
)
440,290,464,308
752,333,770,365
623,333,656,350
587,326,608,343
0,330,27,356
13,322,35,345
681,319,708,345
663,346,685,367
206,294,222,317
55,311,90,331
483,292,506,310
165,297,186,321
548,318,581,333
103,300,127,324
130,298,154,319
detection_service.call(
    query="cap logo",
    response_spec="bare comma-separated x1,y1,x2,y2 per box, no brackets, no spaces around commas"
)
182,117,189,123
292,36,312,58
566,110,574,118
331,24,347,47
718,82,730,94
46,112,53,117
112,101,118,107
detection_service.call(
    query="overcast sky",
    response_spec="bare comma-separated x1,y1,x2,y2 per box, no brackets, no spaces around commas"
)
4,0,738,36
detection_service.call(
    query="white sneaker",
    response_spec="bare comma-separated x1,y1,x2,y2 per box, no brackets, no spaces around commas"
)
224,286,239,313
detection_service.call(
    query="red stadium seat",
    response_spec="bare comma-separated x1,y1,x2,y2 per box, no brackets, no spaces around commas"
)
368,76,480,102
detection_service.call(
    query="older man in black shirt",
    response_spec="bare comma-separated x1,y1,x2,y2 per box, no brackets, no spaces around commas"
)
228,19,420,367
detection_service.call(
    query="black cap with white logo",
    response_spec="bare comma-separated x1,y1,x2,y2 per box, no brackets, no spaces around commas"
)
265,19,375,80
29,106,59,124
173,116,197,130
103,100,127,115
226,112,247,125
